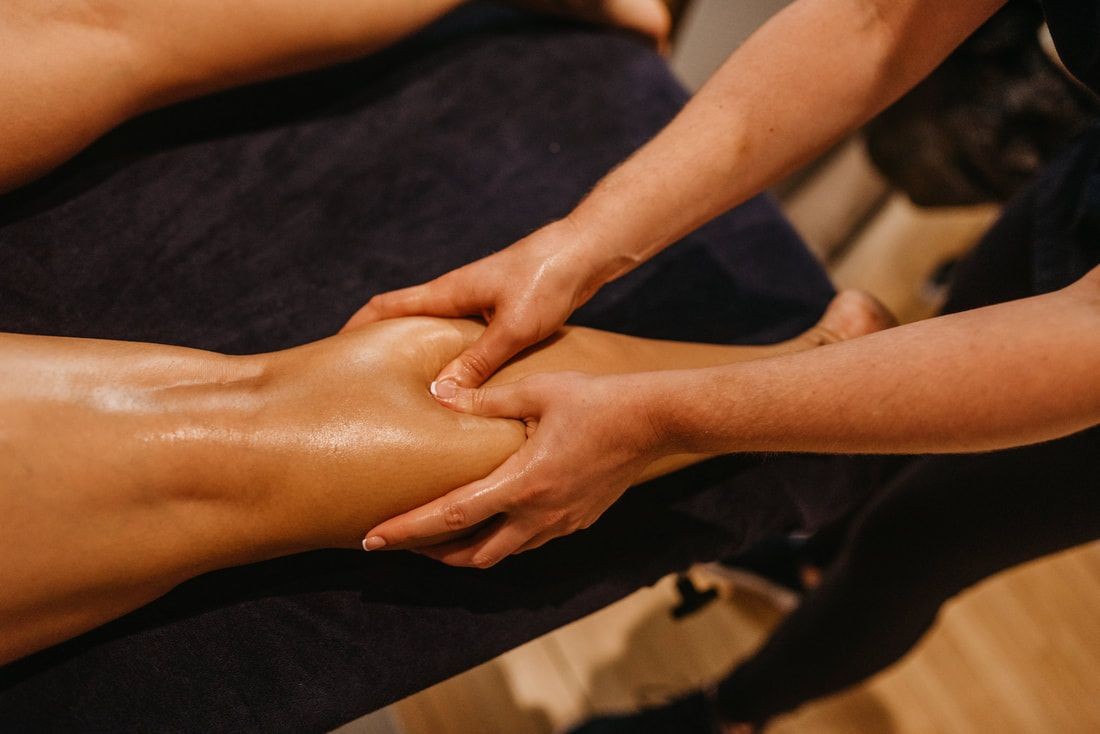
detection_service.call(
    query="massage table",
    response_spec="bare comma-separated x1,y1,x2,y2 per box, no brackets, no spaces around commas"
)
0,6,881,731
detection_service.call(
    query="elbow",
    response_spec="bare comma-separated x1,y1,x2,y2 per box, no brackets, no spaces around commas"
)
846,1,922,111
856,0,1009,109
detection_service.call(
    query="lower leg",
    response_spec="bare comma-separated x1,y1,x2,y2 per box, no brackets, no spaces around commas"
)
498,290,894,381
0,294,893,664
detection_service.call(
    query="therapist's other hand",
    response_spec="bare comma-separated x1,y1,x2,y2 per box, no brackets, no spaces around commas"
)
361,371,664,568
342,220,603,388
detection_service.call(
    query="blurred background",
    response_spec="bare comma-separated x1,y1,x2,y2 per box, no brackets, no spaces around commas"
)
342,1,1100,731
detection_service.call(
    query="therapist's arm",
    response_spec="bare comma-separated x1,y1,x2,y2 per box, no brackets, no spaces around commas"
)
372,269,1100,568
649,269,1100,456
567,0,1009,274
352,0,1008,387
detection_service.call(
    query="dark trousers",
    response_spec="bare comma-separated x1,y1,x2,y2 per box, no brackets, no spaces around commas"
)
715,126,1100,724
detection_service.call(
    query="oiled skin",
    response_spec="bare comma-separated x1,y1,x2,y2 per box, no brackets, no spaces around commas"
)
0,0,667,192
0,317,824,664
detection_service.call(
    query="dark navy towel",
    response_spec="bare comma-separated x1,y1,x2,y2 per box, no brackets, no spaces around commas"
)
0,6,875,732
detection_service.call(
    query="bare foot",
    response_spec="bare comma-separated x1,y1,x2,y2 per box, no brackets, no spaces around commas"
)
506,0,672,48
796,290,897,349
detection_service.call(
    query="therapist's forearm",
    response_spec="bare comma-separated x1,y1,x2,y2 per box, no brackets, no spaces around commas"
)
567,0,1006,283
646,270,1100,456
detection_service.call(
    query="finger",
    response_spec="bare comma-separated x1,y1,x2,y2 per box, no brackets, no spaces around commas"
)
365,442,536,548
435,320,534,388
340,281,475,333
409,521,498,563
416,519,537,569
362,478,507,551
430,378,535,419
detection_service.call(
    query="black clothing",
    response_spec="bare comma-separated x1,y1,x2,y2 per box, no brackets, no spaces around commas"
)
714,124,1100,724
864,1,1098,206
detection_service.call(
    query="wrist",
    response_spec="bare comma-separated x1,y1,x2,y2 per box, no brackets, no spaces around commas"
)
635,365,747,457
534,217,614,301
563,182,675,286
612,370,695,459
555,210,649,293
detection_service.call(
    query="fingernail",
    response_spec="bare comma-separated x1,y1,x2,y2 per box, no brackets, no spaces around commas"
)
362,536,386,551
431,379,458,400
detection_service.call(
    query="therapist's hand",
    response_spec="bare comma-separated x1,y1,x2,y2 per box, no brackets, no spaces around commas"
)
361,371,666,567
342,220,606,388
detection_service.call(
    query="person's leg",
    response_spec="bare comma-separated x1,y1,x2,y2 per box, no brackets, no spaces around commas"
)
1,0,670,193
713,426,1100,726
1,0,472,192
0,292,891,666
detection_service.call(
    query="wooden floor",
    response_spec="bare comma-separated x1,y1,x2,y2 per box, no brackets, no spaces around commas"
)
385,541,1100,733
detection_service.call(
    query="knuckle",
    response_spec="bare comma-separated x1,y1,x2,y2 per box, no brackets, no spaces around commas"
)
442,504,467,530
540,509,567,531
558,513,580,532
469,388,488,414
462,350,493,380
521,484,548,504
499,490,525,512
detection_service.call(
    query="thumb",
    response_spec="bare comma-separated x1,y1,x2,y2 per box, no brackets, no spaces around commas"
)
435,321,532,388
340,301,385,333
431,378,535,419
340,281,469,333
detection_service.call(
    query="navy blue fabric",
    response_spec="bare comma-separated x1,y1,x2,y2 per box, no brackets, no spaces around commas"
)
0,7,872,732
